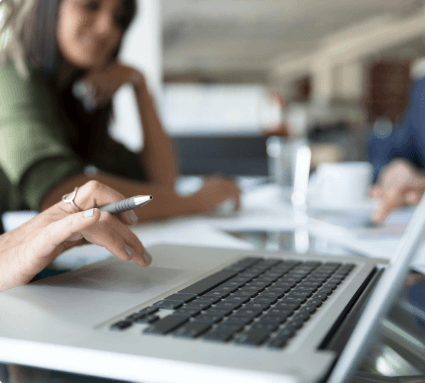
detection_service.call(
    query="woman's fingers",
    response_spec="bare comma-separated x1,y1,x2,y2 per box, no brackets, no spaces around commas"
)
67,181,137,226
30,209,101,263
81,211,151,267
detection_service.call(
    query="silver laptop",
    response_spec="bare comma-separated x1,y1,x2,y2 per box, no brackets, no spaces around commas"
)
0,198,424,383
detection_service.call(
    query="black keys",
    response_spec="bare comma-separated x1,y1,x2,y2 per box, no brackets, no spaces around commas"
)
110,320,132,331
173,308,202,317
223,316,253,326
173,322,211,338
194,296,221,304
137,257,356,348
214,323,245,334
251,322,279,333
233,308,263,318
214,301,242,310
138,307,159,316
268,336,289,349
184,301,212,310
143,315,188,335
193,314,223,324
136,314,160,324
258,314,287,324
153,300,183,310
244,302,271,311
223,296,250,304
163,294,195,303
203,308,233,317
178,271,237,295
203,331,234,343
234,331,269,346
252,296,278,304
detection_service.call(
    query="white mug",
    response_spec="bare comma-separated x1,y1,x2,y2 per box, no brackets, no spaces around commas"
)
314,162,373,207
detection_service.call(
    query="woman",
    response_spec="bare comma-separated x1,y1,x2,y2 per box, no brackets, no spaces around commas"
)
0,0,241,226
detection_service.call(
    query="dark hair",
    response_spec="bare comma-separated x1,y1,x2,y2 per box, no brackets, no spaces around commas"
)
22,0,137,77
20,0,137,160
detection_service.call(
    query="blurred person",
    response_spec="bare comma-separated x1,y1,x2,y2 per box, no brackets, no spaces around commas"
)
369,77,425,223
0,0,241,232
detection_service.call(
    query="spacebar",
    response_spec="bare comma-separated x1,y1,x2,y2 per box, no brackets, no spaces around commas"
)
178,271,237,295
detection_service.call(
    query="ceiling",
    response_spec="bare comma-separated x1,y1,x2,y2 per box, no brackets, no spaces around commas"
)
162,0,423,82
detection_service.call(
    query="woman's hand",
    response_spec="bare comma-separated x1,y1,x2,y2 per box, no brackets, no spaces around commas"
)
77,61,143,108
0,181,151,292
370,159,425,223
190,175,242,214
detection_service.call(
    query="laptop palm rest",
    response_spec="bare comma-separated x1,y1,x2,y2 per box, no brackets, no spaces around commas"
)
3,246,242,327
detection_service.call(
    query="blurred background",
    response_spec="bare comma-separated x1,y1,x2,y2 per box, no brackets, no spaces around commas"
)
87,0,425,176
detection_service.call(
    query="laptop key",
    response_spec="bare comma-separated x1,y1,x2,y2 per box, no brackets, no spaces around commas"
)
223,296,250,304
275,301,300,310
163,294,195,303
235,331,269,346
135,314,160,324
192,296,221,304
203,331,234,343
184,302,211,310
193,314,223,324
173,308,202,317
244,302,271,311
251,296,278,304
203,290,230,299
250,322,279,333
268,308,294,317
214,301,242,310
143,315,188,335
153,300,183,310
110,321,132,331
172,322,211,338
259,314,287,324
312,293,328,301
203,308,232,317
268,336,289,349
178,271,237,296
233,308,262,318
223,316,253,326
138,307,159,316
214,323,244,334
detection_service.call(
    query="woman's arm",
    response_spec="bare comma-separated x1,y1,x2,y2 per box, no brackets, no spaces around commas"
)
133,75,178,187
39,171,197,221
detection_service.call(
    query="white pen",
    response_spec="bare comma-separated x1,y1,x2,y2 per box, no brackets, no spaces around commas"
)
99,195,153,215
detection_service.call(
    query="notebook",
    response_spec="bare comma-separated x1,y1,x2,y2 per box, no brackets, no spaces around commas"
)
0,196,424,382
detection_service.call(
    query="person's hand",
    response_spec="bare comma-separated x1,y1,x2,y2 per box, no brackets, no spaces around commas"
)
0,181,151,292
77,61,143,108
190,175,242,214
370,159,425,223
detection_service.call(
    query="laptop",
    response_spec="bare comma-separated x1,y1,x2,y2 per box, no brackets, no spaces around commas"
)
0,198,424,383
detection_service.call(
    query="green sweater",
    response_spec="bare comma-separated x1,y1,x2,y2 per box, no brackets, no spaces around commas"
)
0,61,147,225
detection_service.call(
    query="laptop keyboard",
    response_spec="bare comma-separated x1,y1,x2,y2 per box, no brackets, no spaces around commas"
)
110,257,355,349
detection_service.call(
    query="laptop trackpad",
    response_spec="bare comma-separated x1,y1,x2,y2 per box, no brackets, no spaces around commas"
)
8,258,188,327
49,265,180,294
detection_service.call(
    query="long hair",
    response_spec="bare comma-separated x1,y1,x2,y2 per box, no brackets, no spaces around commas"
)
19,0,137,160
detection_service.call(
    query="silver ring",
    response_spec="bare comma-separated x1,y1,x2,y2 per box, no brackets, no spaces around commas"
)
62,187,80,211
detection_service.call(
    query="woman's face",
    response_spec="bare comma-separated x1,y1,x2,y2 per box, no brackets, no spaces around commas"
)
57,0,126,70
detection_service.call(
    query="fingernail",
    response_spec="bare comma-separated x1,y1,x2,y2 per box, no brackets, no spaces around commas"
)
124,244,134,256
143,250,152,264
129,211,138,223
84,209,94,218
